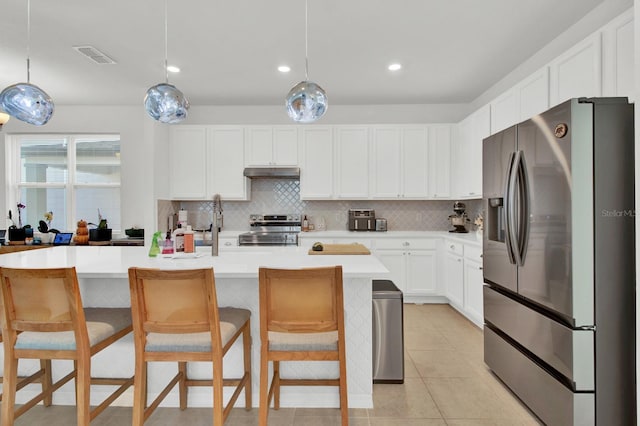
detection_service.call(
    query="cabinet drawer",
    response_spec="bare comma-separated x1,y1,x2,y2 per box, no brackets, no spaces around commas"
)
445,240,464,256
464,244,482,262
375,238,436,250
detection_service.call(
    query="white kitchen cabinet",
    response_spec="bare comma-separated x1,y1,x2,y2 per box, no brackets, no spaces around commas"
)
334,126,369,199
490,90,519,134
374,238,439,301
428,125,451,199
518,67,550,121
370,126,429,199
452,105,488,199
169,126,249,200
207,126,249,200
549,33,602,107
244,126,299,166
443,240,464,310
464,257,484,327
169,126,208,199
601,9,634,101
299,126,334,199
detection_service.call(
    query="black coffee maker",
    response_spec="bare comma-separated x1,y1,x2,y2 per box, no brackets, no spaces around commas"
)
448,201,470,233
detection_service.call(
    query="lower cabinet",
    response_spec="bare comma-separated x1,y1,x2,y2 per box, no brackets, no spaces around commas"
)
444,251,464,310
463,258,484,327
374,238,438,301
444,239,484,328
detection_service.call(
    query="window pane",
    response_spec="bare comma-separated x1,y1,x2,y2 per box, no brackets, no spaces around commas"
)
20,138,68,183
19,188,67,231
76,137,121,184
76,187,121,231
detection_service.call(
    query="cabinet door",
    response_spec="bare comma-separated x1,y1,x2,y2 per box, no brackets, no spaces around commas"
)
169,126,207,199
452,117,472,199
428,125,451,198
299,126,333,199
207,127,249,200
519,67,550,121
444,253,464,309
272,126,299,165
549,33,602,106
405,250,437,296
370,127,401,199
244,126,273,166
375,250,405,293
602,9,634,101
468,105,490,198
335,126,369,199
401,127,429,198
464,259,484,327
491,90,519,134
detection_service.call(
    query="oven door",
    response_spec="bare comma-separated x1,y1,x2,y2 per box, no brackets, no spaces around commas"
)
238,232,298,246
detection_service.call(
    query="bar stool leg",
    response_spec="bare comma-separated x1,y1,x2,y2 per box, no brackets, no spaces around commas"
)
273,360,280,410
259,351,269,426
243,322,252,410
2,350,18,426
76,354,91,426
178,362,187,410
132,356,146,426
41,359,53,406
212,357,224,426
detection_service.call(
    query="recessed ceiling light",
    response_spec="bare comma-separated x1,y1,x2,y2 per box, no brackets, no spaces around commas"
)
166,65,181,73
278,65,291,73
388,63,402,71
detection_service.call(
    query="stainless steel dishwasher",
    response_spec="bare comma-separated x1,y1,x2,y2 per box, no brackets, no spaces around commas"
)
372,279,404,383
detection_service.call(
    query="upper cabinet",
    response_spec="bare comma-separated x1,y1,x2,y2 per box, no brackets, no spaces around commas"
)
169,126,249,200
549,33,602,106
334,126,370,199
453,105,489,199
428,125,451,199
207,127,250,200
244,126,299,166
601,9,634,101
169,126,208,199
299,126,334,199
370,126,429,199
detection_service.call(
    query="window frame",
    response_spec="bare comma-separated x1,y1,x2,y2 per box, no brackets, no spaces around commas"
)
6,133,121,233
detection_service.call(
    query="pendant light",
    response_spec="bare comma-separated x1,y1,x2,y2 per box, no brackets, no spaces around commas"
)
144,0,189,124
285,0,327,123
0,0,54,126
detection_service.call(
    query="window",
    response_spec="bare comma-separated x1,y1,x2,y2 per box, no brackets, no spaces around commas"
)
8,134,121,233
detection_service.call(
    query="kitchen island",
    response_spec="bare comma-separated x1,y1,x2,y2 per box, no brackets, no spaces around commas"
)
0,245,388,409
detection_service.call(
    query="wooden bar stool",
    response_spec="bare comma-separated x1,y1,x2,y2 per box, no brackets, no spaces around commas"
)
0,333,52,405
0,266,134,426
258,266,348,426
128,267,252,425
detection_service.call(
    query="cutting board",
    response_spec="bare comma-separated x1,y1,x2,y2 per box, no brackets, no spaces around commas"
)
308,243,371,255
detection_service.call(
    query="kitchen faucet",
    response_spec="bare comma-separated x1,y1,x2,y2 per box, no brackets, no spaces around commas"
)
212,193,223,256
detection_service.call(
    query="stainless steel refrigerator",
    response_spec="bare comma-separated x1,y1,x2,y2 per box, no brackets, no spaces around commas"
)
482,97,635,425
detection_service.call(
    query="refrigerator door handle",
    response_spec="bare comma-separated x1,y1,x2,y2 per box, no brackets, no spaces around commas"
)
506,151,520,265
516,151,531,265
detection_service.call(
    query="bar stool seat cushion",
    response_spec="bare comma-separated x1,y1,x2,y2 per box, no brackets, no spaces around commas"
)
268,330,338,351
15,308,132,351
146,307,250,352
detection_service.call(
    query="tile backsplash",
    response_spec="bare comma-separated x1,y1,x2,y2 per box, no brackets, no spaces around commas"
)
157,179,482,232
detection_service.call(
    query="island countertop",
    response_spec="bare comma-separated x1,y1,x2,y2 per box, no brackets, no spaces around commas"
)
0,245,390,279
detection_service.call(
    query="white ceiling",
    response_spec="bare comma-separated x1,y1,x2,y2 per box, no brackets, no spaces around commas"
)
0,0,630,107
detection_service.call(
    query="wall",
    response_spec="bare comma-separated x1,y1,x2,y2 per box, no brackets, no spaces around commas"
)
157,179,482,233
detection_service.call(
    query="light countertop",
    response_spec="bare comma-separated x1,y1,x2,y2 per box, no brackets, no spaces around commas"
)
0,245,390,280
297,230,483,246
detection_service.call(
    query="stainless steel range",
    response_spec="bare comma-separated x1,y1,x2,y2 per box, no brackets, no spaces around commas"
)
238,214,301,246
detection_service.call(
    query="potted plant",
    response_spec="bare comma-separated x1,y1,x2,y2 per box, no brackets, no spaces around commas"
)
89,209,112,242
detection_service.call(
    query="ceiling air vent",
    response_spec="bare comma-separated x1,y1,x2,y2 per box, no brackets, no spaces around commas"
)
72,45,117,64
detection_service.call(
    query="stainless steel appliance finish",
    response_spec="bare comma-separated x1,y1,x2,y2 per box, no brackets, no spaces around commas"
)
375,218,387,231
372,280,404,383
348,209,375,231
482,98,635,425
243,167,300,179
238,214,301,246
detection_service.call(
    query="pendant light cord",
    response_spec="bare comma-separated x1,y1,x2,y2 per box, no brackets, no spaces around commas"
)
26,0,31,83
164,0,169,83
304,0,309,81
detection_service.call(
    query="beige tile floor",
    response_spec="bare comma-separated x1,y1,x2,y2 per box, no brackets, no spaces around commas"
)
5,304,541,425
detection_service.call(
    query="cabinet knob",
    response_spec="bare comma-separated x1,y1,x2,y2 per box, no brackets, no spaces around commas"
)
403,242,410,247
224,242,232,246
457,258,462,262
449,244,455,249
479,266,483,270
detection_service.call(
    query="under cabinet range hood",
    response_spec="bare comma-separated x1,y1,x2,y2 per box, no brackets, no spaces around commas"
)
243,167,300,179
